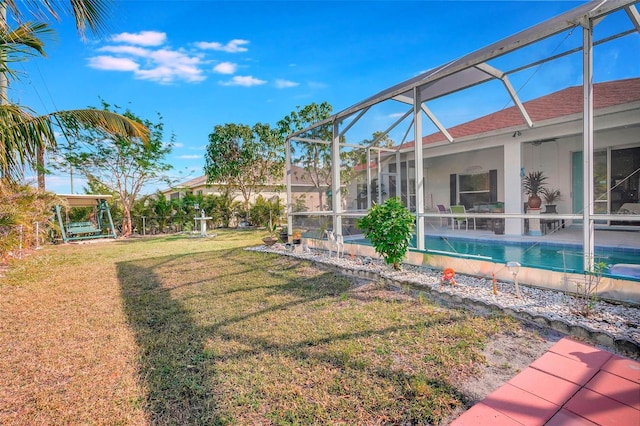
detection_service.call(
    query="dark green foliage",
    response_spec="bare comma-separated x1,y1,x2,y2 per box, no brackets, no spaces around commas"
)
522,171,548,197
249,195,283,232
357,197,415,270
204,122,284,210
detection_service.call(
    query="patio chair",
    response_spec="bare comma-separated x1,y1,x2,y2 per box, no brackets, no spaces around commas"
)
437,204,449,227
450,205,475,230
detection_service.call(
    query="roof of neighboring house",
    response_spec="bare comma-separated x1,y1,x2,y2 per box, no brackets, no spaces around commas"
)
406,77,640,148
172,175,209,189
164,164,321,194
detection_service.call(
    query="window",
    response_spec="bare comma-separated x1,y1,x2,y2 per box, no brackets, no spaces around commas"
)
458,172,490,207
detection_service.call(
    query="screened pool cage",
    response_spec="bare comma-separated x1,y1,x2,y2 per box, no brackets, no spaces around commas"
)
284,0,640,272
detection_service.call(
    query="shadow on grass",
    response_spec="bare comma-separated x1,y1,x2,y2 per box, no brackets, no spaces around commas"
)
118,247,486,424
117,248,352,424
118,256,224,424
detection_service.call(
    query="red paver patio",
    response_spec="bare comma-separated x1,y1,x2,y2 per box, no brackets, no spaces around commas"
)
451,337,640,425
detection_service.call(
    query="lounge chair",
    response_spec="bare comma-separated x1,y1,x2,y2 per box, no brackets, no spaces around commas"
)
450,205,475,230
437,204,449,227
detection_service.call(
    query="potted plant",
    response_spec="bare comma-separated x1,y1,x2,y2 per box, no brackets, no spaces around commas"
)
523,171,548,209
262,224,278,246
292,229,303,245
278,227,289,244
541,187,562,213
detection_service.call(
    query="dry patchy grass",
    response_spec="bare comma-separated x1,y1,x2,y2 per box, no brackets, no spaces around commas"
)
1,229,525,425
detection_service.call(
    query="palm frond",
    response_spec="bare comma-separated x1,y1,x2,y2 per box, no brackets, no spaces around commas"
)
0,104,56,179
52,109,150,142
0,105,149,182
0,22,52,57
0,21,53,88
4,0,112,40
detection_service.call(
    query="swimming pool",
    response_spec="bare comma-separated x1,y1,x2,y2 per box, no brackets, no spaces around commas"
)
352,235,640,280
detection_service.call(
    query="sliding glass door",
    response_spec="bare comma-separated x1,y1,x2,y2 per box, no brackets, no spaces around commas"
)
572,146,640,226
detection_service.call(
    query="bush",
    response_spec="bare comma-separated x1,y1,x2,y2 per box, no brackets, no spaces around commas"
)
357,197,415,270
0,183,60,261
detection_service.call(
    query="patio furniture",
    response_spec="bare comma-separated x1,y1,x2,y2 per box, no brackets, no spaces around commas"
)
450,205,475,230
619,203,640,214
437,204,449,227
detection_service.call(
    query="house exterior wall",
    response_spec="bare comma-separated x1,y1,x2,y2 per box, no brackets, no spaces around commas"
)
335,102,640,237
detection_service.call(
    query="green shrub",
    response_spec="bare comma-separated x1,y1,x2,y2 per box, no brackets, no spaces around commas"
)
357,197,415,270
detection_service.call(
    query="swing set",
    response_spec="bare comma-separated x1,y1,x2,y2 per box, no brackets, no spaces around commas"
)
54,194,117,243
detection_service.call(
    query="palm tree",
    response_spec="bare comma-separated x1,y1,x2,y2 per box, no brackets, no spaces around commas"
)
0,0,149,188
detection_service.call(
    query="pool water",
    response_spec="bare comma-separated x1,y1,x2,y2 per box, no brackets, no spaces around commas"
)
352,235,640,279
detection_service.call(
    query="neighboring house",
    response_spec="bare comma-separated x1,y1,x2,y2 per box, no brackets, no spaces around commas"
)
161,175,283,205
162,164,323,212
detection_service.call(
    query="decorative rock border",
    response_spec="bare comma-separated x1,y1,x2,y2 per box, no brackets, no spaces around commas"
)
248,244,640,359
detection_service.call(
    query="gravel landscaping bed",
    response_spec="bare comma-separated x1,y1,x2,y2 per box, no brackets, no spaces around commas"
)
249,244,640,359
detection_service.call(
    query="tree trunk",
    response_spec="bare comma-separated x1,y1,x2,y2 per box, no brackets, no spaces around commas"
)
121,205,132,237
37,146,45,190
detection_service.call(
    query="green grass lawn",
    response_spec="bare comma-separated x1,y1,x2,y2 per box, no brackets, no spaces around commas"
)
0,229,522,425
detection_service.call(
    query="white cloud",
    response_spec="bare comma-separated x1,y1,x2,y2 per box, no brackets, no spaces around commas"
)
388,112,406,118
275,79,299,89
111,31,167,46
173,142,184,148
88,56,139,71
178,154,201,160
98,45,151,57
89,47,205,83
195,39,249,53
213,62,237,74
88,32,256,84
220,75,267,87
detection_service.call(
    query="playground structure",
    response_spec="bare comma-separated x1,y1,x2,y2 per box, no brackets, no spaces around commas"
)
54,194,117,243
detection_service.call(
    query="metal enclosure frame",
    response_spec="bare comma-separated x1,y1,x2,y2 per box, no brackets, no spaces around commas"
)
285,0,640,272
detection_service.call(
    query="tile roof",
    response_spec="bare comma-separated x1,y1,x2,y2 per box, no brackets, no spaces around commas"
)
413,77,640,147
173,175,208,188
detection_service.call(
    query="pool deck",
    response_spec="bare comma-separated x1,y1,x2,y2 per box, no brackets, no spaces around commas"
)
451,337,640,425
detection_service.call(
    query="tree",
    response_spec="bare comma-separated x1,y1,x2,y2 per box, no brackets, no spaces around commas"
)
249,195,283,230
148,192,177,234
277,102,333,210
211,189,243,228
0,0,149,187
204,122,284,212
56,102,172,237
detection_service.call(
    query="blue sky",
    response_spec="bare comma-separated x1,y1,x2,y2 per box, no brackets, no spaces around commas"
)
12,1,639,194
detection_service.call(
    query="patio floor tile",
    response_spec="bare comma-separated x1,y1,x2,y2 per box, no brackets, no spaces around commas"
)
482,383,559,426
454,338,640,424
546,408,599,426
547,338,613,368
601,355,640,385
530,351,601,386
449,402,524,426
508,367,581,406
549,337,613,368
564,387,640,425
585,370,640,410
